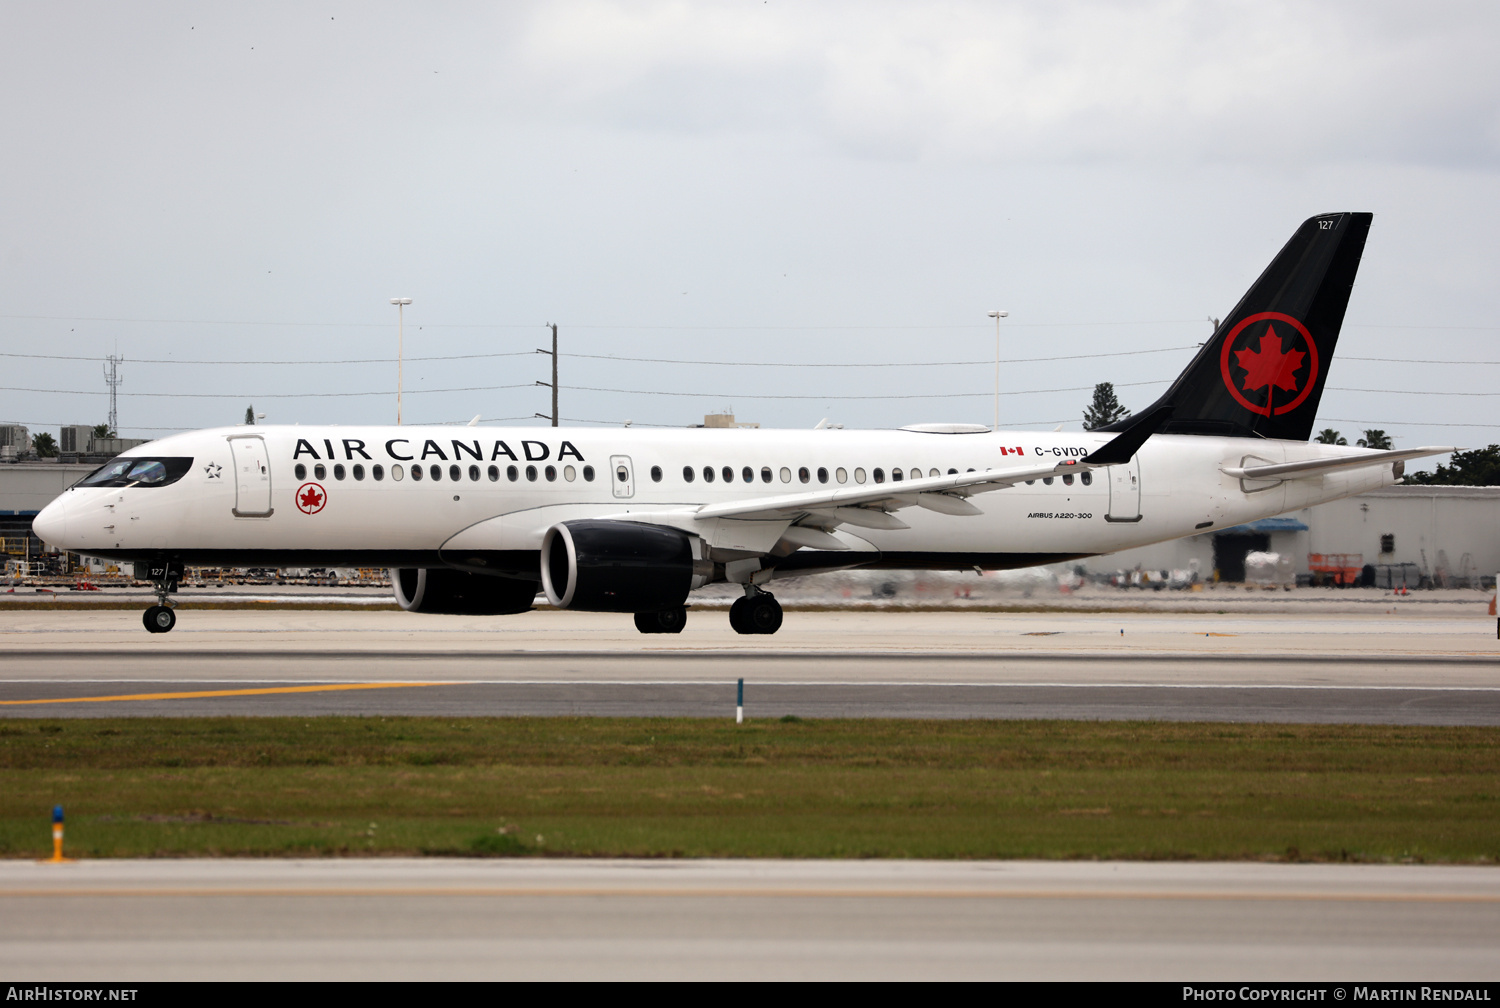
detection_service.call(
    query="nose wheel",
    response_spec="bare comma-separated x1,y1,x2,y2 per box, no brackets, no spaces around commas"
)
729,591,783,635
143,605,176,634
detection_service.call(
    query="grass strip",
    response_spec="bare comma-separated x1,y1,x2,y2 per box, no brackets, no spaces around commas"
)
1,716,1496,862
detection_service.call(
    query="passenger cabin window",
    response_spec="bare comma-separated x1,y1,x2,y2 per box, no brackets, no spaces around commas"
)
1043,476,1054,485
583,465,595,482
410,465,422,481
798,467,810,483
890,469,902,482
430,464,442,481
722,466,733,483
761,467,772,483
703,466,715,483
294,463,307,481
373,464,384,481
742,467,754,483
487,465,499,481
545,465,557,482
448,465,461,482
854,468,866,484
314,464,327,481
836,467,848,483
564,466,576,481
333,464,345,481
507,465,519,482
873,468,885,483
469,465,480,481
1062,473,1074,486
650,466,662,482
1080,471,1093,486
391,465,403,481
526,465,538,481
779,467,791,483
817,467,829,484
913,469,925,480
352,464,365,481
683,466,695,483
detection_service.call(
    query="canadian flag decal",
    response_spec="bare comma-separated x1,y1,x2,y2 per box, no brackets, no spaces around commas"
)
998,446,1026,456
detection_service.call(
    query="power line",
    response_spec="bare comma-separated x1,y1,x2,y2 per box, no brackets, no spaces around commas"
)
0,384,531,399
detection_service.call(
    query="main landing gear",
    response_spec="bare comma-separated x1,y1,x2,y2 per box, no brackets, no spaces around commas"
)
729,586,782,635
634,607,687,634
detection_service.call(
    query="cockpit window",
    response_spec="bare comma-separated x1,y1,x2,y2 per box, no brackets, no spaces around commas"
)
78,457,193,489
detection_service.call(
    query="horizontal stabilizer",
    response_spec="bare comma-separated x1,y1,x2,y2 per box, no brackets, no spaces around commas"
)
1220,447,1453,481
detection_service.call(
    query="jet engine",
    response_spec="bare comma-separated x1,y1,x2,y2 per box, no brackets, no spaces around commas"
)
540,519,710,612
391,568,539,615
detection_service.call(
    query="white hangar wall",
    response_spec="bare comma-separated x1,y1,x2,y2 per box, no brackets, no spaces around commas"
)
1084,485,1500,582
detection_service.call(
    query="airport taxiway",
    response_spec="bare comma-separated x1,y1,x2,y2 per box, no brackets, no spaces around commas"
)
1,608,1496,722
3,858,1497,981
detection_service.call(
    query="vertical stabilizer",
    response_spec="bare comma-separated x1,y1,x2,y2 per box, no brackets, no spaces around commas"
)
1102,212,1372,441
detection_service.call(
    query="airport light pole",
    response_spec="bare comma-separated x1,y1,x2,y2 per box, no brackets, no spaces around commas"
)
389,298,412,424
987,310,1009,430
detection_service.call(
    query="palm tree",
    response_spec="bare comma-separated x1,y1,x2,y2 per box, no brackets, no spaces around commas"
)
1358,429,1393,450
1315,429,1347,445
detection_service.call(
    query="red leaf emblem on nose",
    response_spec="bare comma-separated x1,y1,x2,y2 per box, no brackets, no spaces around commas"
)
295,482,326,514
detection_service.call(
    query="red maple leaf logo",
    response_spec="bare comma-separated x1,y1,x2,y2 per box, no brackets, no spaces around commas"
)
1233,323,1305,394
298,485,324,511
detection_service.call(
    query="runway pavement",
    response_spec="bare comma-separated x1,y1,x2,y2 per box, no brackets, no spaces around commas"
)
2,608,1497,722
3,858,1497,980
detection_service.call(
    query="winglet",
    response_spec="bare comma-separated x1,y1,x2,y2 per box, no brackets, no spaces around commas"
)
1083,405,1174,466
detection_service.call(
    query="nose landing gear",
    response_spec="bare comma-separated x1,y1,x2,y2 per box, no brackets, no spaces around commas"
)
136,560,183,634
729,585,783,635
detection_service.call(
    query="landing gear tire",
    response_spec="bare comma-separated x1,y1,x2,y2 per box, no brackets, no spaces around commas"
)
143,605,176,634
634,608,687,634
729,594,782,635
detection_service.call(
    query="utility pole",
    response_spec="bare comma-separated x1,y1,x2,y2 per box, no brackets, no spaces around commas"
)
103,354,123,436
389,298,411,424
535,323,559,426
987,311,1008,430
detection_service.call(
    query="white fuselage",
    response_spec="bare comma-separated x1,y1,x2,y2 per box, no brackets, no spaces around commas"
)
33,424,1400,576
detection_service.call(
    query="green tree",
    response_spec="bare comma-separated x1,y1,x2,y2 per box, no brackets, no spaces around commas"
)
1404,445,1500,486
1358,429,1393,449
1082,382,1130,431
245,405,255,426
1315,429,1347,445
32,432,58,457
91,423,116,440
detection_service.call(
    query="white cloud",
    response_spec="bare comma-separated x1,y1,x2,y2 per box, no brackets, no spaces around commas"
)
501,0,1500,166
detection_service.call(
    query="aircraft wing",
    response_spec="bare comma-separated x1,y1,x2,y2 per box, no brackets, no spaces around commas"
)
693,404,1175,524
691,458,1085,524
1220,446,1454,481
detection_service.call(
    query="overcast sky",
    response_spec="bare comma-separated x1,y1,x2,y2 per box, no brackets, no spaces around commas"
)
2,1,1497,470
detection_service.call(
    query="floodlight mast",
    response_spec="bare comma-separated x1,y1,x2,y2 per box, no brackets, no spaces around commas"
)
987,310,1009,431
389,298,412,424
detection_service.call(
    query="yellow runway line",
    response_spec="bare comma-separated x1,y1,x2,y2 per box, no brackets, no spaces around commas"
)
0,682,457,706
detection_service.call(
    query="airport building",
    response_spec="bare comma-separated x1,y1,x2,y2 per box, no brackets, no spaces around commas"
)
1084,484,1500,588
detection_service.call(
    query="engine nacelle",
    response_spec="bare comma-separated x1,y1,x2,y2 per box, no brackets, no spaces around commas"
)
391,568,538,615
541,519,710,612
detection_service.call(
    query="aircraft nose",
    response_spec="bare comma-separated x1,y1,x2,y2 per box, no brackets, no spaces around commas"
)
32,497,68,547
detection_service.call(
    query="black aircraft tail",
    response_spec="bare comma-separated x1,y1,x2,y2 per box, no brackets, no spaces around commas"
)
1101,212,1372,441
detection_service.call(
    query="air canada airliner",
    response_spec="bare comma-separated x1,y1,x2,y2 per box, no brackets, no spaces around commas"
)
33,212,1451,635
